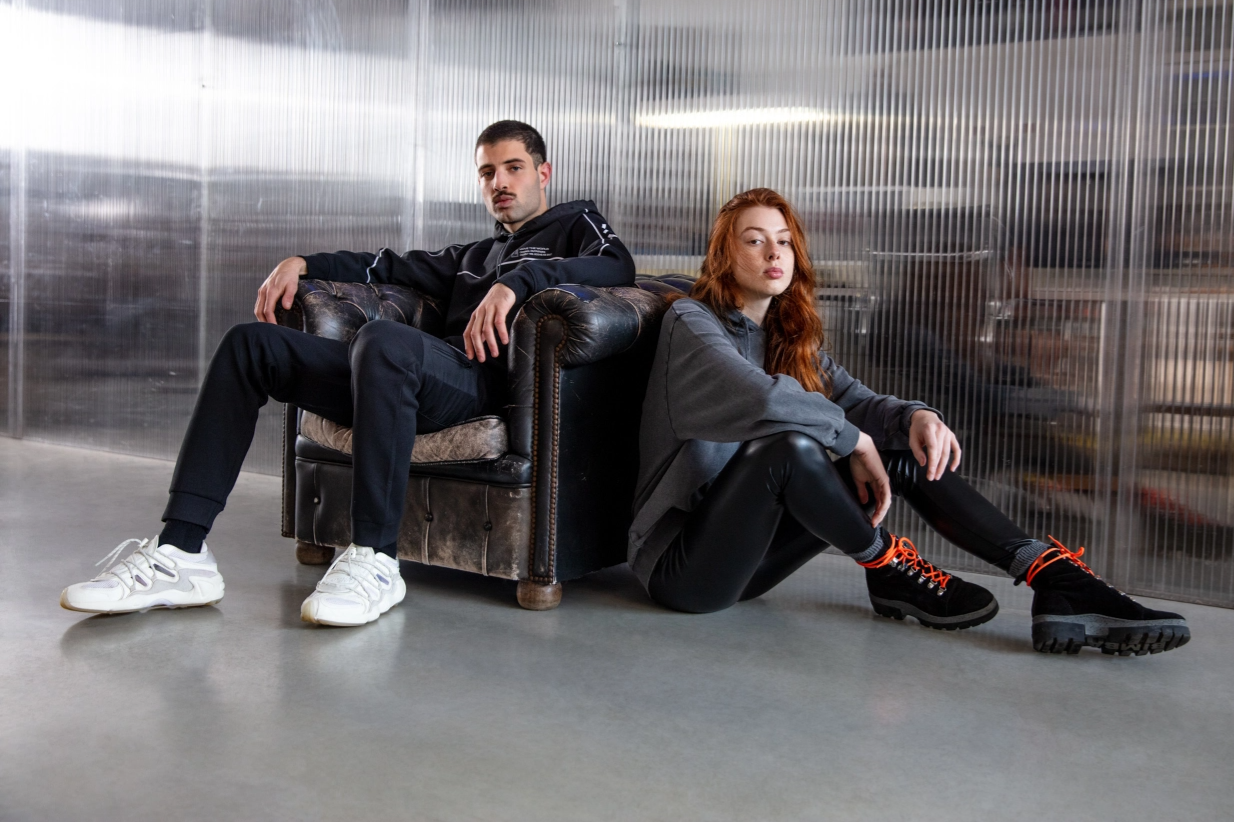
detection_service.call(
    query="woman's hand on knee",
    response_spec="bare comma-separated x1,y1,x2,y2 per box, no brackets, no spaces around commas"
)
909,410,962,481
850,433,892,527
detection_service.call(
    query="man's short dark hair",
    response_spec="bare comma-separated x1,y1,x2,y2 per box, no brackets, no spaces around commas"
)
476,120,547,167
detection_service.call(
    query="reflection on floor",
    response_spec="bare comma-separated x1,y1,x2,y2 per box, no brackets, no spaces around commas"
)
2,437,1232,822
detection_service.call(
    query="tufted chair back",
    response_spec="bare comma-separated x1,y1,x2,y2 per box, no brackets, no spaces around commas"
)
278,279,446,342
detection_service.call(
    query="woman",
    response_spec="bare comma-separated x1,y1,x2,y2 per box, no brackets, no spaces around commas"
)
630,188,1190,656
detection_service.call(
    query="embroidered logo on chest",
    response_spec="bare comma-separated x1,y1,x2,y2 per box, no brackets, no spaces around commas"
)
511,246,552,258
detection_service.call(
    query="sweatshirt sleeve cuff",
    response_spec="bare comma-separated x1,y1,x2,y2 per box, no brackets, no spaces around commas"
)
832,421,861,457
498,272,531,302
300,253,332,280
902,403,944,432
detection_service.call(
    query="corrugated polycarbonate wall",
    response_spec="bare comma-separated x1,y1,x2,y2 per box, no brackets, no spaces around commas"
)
1,1,1231,605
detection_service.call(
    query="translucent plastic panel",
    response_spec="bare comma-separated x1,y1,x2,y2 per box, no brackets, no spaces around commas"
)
1,148,11,435
1,0,1231,605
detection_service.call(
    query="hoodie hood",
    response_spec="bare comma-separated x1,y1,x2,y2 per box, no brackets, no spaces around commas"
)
492,199,599,239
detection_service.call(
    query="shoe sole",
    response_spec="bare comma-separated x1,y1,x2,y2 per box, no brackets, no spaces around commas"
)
870,596,999,630
301,608,378,627
1032,614,1190,656
58,580,224,612
59,590,224,614
301,584,406,627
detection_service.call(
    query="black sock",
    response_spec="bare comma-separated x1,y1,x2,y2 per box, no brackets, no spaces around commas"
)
376,541,399,560
159,519,208,553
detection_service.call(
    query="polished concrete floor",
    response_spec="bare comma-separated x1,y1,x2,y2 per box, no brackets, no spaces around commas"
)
2,438,1233,822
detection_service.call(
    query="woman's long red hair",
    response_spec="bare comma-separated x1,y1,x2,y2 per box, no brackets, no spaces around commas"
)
686,188,830,396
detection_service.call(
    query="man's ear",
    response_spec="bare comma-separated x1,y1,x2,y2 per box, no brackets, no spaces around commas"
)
538,160,552,191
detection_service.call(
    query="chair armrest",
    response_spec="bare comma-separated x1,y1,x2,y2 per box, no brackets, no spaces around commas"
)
512,284,667,368
507,284,670,459
275,279,445,343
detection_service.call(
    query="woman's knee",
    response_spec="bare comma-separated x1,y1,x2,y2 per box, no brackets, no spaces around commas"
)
739,430,828,466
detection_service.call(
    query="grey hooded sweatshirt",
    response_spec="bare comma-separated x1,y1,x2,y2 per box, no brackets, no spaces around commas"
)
628,298,937,588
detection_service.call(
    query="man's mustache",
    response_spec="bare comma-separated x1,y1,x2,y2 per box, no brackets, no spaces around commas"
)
492,190,515,204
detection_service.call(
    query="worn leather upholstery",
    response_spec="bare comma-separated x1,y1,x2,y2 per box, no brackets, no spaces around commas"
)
295,460,532,579
276,279,445,342
279,273,692,589
507,285,667,457
300,412,508,464
294,434,533,486
506,283,673,584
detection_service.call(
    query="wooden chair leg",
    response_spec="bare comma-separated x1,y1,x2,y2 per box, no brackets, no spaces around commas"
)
517,580,563,610
296,541,335,566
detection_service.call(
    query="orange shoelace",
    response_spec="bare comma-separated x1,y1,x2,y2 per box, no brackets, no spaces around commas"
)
1023,536,1097,586
858,534,952,591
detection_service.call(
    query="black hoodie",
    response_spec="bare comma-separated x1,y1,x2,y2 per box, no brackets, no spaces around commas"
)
300,199,636,360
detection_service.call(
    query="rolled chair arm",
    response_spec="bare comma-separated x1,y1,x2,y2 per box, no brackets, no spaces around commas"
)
507,284,670,459
512,284,667,368
275,279,445,343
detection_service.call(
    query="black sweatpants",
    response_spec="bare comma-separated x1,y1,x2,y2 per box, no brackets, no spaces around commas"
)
648,431,1033,614
163,321,499,549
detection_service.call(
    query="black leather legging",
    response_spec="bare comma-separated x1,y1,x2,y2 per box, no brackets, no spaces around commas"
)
648,431,1032,613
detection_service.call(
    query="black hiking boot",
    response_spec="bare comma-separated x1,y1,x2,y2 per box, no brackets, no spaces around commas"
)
861,534,998,630
1020,537,1190,656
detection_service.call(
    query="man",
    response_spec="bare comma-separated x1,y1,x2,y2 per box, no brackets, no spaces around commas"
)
61,120,636,627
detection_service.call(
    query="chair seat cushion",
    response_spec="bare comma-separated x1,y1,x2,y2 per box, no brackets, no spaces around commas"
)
300,412,508,464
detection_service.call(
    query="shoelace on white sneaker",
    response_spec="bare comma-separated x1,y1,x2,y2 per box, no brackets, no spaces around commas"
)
316,548,392,602
94,536,178,592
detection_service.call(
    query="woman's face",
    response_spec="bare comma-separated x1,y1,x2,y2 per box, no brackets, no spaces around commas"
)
730,205,795,305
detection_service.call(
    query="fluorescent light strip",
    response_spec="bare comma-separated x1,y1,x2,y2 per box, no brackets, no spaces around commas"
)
635,106,833,129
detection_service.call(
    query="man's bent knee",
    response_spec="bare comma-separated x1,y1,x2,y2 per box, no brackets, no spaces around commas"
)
349,320,425,373
215,321,287,359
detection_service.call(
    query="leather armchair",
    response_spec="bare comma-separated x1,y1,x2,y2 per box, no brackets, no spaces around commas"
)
277,274,692,609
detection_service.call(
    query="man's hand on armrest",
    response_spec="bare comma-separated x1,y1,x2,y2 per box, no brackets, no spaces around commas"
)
255,256,307,323
465,282,517,362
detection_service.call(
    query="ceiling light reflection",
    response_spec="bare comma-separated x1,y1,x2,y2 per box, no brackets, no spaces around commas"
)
635,106,834,129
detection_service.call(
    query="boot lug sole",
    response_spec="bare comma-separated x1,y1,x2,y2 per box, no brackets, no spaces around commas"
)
870,596,999,631
1032,615,1191,656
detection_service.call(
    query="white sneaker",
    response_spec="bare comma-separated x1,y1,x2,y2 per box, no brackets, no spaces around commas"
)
60,536,225,614
301,545,406,627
